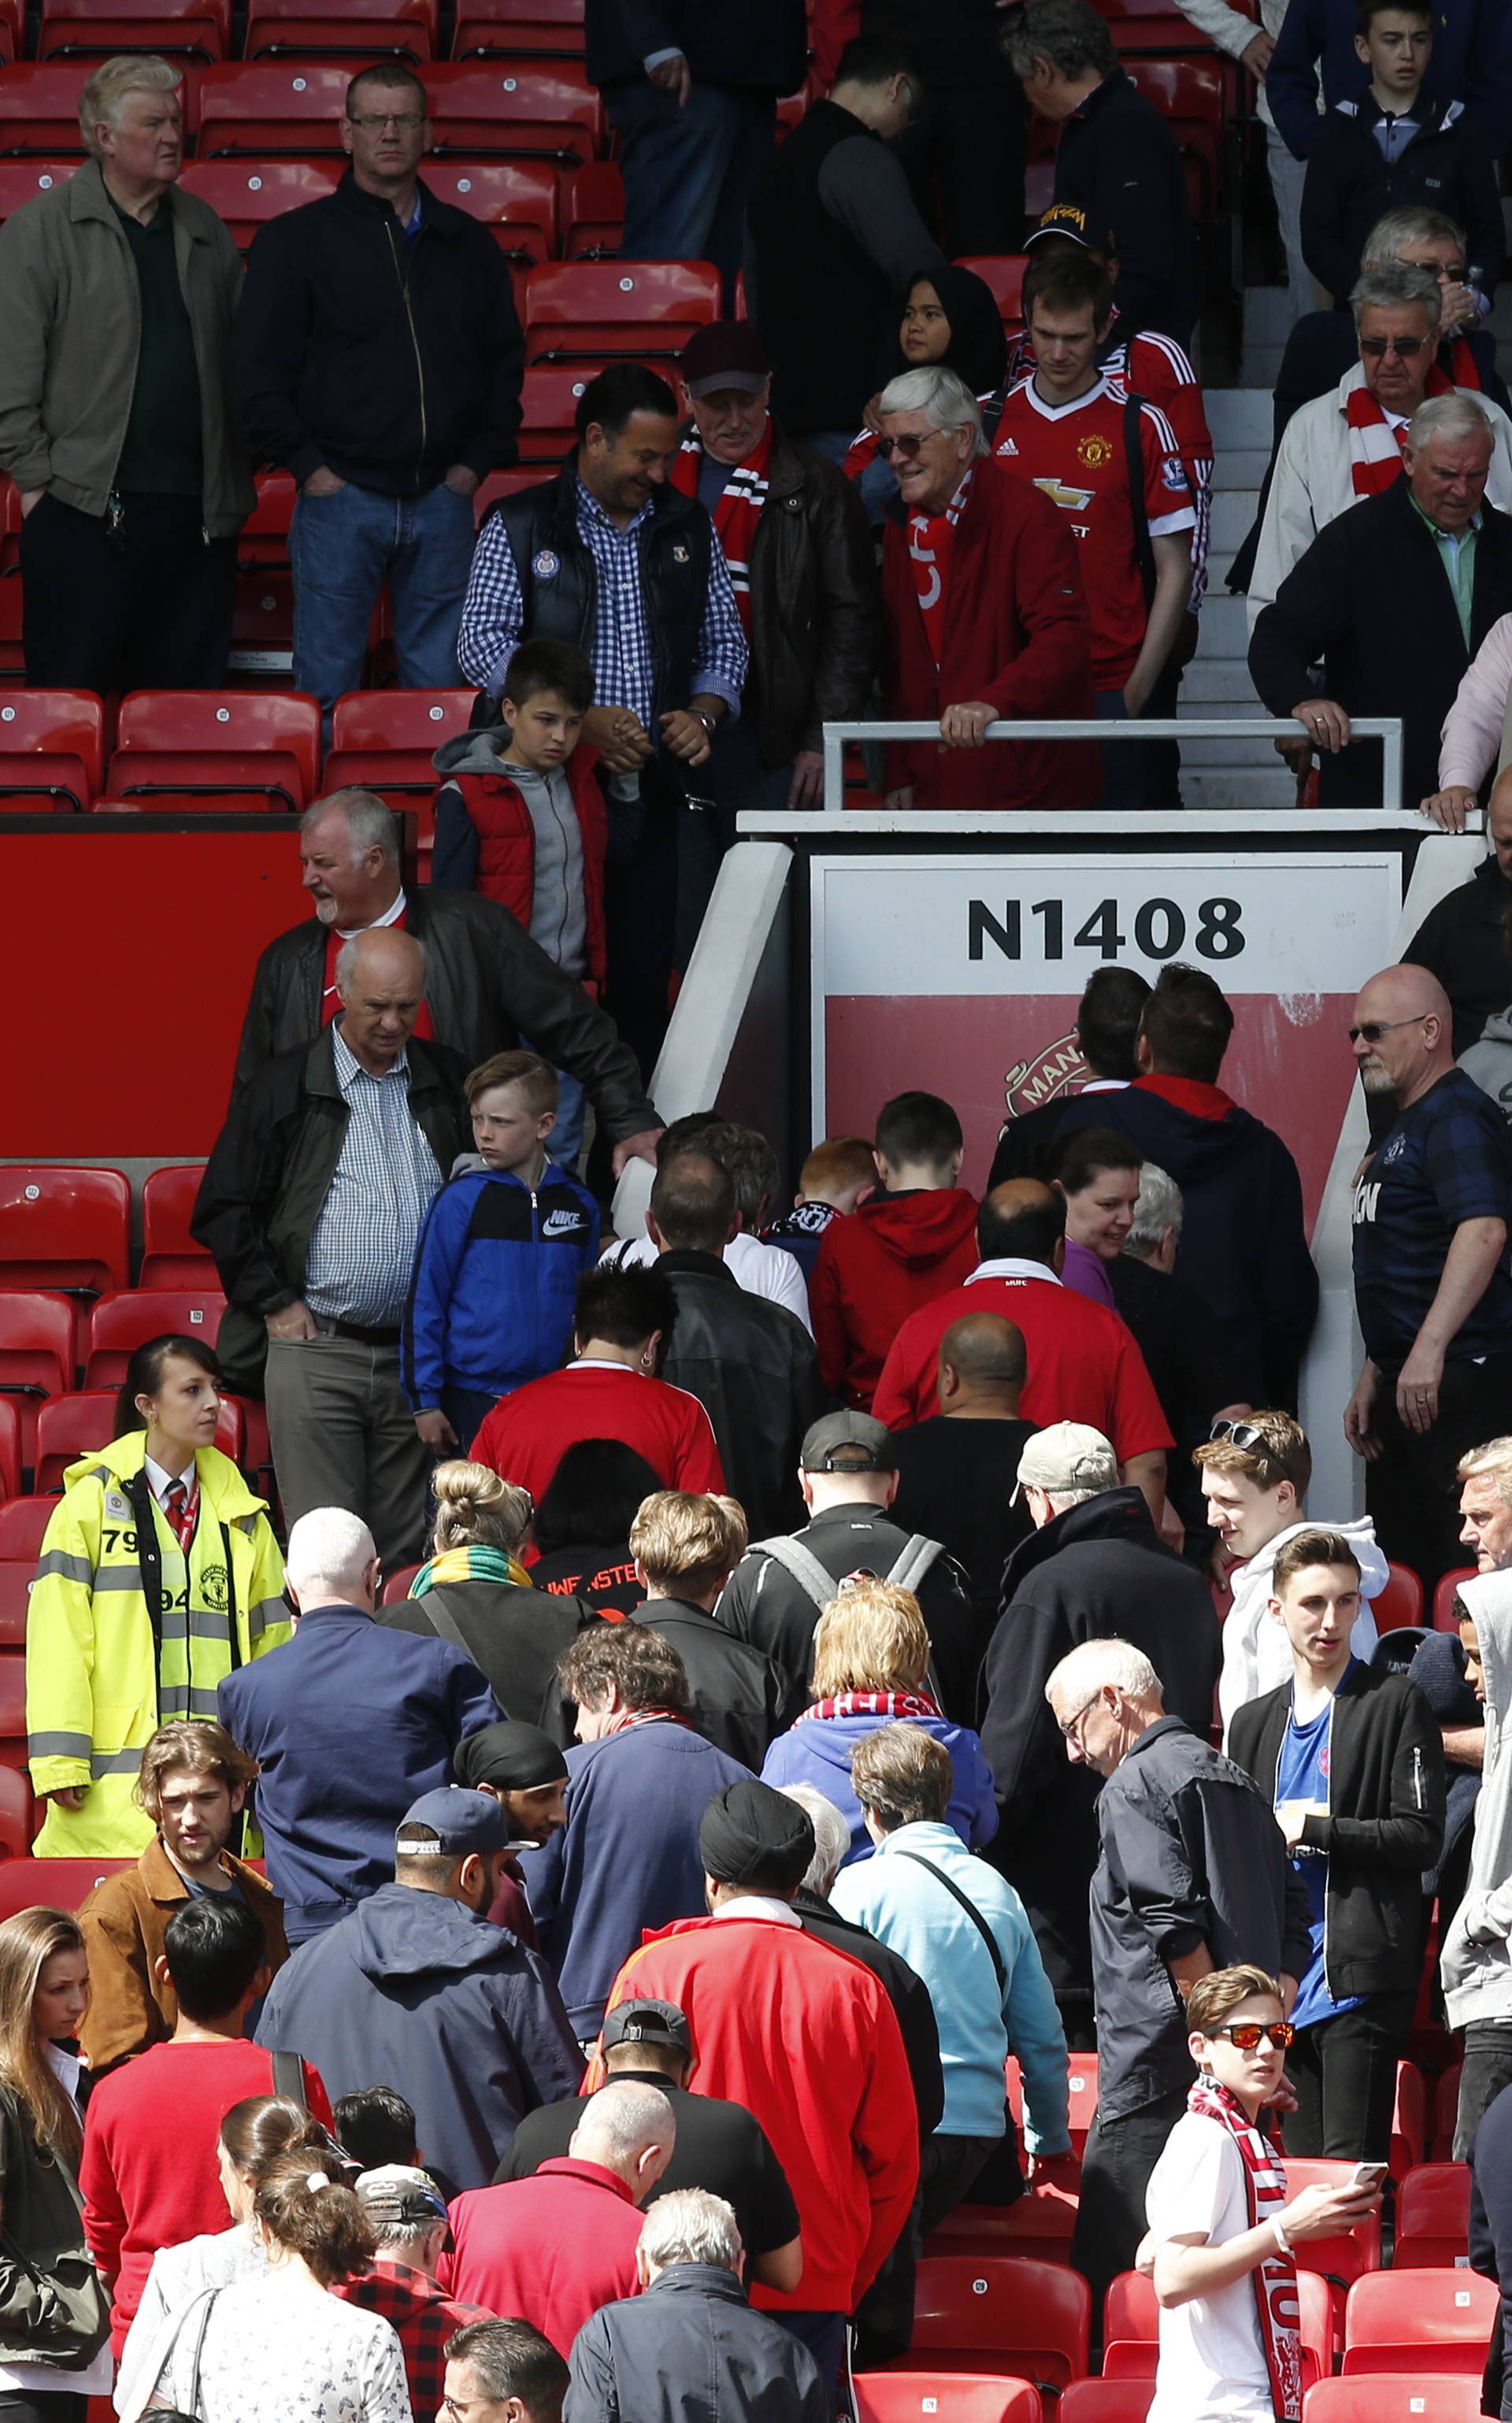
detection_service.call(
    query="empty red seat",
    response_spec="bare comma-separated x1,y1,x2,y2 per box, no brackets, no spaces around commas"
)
83,1291,225,1392
1342,2268,1495,2375
854,2378,1043,2423
1392,2061,1428,2177
902,2256,1090,2388
106,689,321,813
196,63,354,155
517,362,596,461
0,1767,35,1859
35,1391,244,1495
324,689,472,842
1302,2375,1484,2421
1056,2388,1153,2423
1373,1562,1425,1629
380,1563,423,1606
0,161,76,228
1433,1569,1477,1631
474,467,547,518
244,0,434,62
523,257,720,369
424,61,603,168
955,254,1028,331
0,1168,128,1301
178,157,340,247
1280,2159,1381,2339
0,1499,61,1561
1395,2163,1471,2268
0,1295,76,1463
452,0,584,61
0,2,22,62
561,156,621,258
0,1855,135,1914
422,156,554,291
0,1408,17,1506
925,2185,1077,2271
1006,2051,1097,2152
0,1653,27,1769
139,1167,213,1291
0,63,113,154
1123,59,1225,217
0,691,104,813
37,0,228,63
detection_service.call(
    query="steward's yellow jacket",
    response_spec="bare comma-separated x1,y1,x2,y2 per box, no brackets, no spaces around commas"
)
26,1432,288,1857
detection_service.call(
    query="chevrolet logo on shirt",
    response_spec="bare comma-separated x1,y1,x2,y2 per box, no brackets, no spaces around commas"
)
1032,477,1096,511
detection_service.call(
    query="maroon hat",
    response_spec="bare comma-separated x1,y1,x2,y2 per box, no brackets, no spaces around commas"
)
680,320,771,398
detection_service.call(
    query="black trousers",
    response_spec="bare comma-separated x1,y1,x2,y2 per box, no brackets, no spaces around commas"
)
892,79,1029,257
0,2394,88,2423
1455,2020,1512,2161
1281,1990,1415,2161
1071,2084,1188,2308
1366,1351,1512,1595
20,489,235,694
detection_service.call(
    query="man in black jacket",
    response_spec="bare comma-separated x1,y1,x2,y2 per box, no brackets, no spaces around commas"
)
232,62,524,718
674,320,880,835
234,789,661,1172
1229,1528,1444,2159
980,1423,1221,2035
1045,1636,1312,2303
457,362,748,1078
624,1489,797,1768
1406,780,1512,1058
195,928,472,1568
649,1155,826,1543
1001,0,1199,343
1249,391,1512,810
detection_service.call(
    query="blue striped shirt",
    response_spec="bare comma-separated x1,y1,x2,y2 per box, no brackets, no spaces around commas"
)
305,1026,444,1325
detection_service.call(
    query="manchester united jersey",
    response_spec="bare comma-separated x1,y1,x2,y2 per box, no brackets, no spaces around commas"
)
991,372,1196,688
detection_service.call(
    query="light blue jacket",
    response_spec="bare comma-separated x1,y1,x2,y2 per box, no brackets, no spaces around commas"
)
832,1820,1069,2150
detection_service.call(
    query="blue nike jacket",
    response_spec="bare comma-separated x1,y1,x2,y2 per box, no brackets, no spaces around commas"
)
402,1158,600,1406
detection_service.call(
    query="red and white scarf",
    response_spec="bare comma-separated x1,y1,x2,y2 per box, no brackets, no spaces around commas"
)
1346,361,1453,495
1185,2076,1302,2421
799,1690,942,1725
672,421,773,636
907,470,973,667
605,1706,691,1736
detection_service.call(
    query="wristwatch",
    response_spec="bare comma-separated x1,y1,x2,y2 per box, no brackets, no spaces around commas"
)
689,708,717,737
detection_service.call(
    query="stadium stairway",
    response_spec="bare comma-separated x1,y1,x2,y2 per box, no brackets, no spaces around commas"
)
1181,377,1290,808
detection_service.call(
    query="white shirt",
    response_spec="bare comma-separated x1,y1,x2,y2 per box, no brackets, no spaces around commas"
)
1145,2112,1273,2423
602,1227,813,1334
966,1256,1064,1289
709,1895,802,1928
1217,1514,1386,1743
1247,365,1512,625
143,1454,195,1510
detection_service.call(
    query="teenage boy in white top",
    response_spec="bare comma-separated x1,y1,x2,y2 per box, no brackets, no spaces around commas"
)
1195,1412,1387,1743
1143,1962,1380,2423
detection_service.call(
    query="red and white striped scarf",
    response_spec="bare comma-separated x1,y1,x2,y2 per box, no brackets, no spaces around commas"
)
799,1690,942,1725
1185,2075,1302,2421
907,470,973,667
672,421,773,636
1346,361,1453,495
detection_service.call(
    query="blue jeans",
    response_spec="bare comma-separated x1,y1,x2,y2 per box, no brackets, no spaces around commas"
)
290,477,478,717
602,78,776,307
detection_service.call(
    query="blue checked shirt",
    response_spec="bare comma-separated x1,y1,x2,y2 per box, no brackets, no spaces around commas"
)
457,476,747,728
305,1025,445,1325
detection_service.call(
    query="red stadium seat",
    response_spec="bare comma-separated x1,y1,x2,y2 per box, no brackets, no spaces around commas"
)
955,254,1028,332
0,1168,129,1299
1395,2164,1471,2268
422,157,558,269
925,2184,1078,2270
1373,1562,1425,1629
474,467,546,518
902,2257,1091,2388
1057,2389,1154,2423
1433,1569,1477,1631
83,1291,226,1392
1006,2051,1097,2151
1280,2160,1381,2338
380,1563,423,1605
324,689,472,843
517,363,596,461
0,63,120,154
0,161,77,226
0,1499,61,1561
0,691,104,813
0,1767,34,1859
244,0,435,63
35,1391,244,1495
0,1295,77,1462
452,0,584,61
0,1856,135,1914
523,258,720,369
139,1167,213,1291
1342,2269,1495,2374
424,61,603,169
196,63,354,156
0,1654,27,1769
561,157,622,258
1392,2062,1428,2177
179,158,341,248
0,1407,17,1506
0,2,21,61
1302,2376,1484,2421
854,2379,1043,2423
106,690,321,813
1123,59,1225,219
1102,2266,1329,2386
37,0,228,64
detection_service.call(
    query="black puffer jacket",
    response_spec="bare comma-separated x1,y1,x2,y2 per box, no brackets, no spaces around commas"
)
744,429,882,765
658,1251,828,1540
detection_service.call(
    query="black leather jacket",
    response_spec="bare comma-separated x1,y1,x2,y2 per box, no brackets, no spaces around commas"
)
743,430,882,765
657,1250,829,1539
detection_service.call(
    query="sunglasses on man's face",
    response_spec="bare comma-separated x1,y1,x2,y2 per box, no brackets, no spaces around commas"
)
1358,334,1429,358
877,432,936,461
1210,2021,1295,2051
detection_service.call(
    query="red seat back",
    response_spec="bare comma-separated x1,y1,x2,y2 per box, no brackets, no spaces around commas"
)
421,157,558,249
1301,2375,1485,2420
0,1856,136,1914
0,1498,60,1560
139,1165,213,1290
1433,1569,1477,1631
854,2377,1043,2422
1102,2266,1329,2385
1395,2163,1471,2267
1341,2267,1496,2373
954,253,1028,328
424,58,603,163
109,689,321,811
561,155,621,257
0,1766,34,1858
910,2256,1090,2388
243,0,434,59
0,1166,129,1295
1056,2388,1154,2423
0,690,104,812
1391,2061,1427,2176
83,1290,226,1391
0,1295,76,1460
178,157,340,245
380,1563,423,1606
328,688,475,755
0,1405,18,1505
35,1390,243,1494
196,61,353,153
1373,1562,1425,1629
0,161,77,222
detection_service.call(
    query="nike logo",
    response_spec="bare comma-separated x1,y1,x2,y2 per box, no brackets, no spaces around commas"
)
542,1210,586,1237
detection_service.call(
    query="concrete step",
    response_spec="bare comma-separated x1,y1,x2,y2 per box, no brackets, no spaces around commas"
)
1194,594,1250,657
1240,345,1284,394
1205,389,1272,449
1214,448,1269,489
1242,285,1299,344
1180,659,1261,703
1209,490,1258,547
1178,732,1290,767
1182,767,1299,806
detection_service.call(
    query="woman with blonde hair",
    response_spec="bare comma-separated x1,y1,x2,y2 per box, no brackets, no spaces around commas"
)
379,1458,588,1721
124,2150,406,2423
759,1578,999,1866
0,1908,110,2421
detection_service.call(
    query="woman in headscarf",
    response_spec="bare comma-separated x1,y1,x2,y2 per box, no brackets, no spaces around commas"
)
847,265,1010,502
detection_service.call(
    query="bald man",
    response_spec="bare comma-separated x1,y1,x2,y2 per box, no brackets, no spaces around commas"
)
889,1314,1037,1635
195,924,474,1569
1347,960,1512,1589
1408,765,1512,1058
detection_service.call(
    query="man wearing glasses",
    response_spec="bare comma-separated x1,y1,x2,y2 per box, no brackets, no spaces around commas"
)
1043,1635,1310,2307
1247,259,1512,625
1346,960,1512,1590
440,2317,567,2423
232,62,525,721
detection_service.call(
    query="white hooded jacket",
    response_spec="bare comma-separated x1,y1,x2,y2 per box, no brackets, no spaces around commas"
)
1217,1515,1386,1743
1441,1569,1512,2028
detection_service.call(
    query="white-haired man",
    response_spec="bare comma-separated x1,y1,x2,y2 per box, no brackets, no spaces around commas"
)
219,1507,500,1943
195,923,472,1567
0,52,251,691
565,2188,828,2423
1044,1636,1310,2306
1249,390,1512,810
875,362,1100,813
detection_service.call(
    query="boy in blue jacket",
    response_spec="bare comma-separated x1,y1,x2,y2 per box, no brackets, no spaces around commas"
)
402,1050,599,1454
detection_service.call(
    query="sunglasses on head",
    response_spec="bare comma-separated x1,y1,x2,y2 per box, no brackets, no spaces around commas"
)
1210,2021,1295,2051
1358,334,1429,358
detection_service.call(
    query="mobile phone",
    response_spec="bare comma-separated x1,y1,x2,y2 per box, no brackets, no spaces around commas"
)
1349,2161,1388,2192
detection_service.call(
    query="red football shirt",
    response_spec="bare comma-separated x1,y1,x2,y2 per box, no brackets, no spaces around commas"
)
472,1359,725,1503
991,372,1196,687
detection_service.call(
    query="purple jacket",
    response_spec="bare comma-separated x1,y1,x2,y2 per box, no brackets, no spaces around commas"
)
761,1706,999,1865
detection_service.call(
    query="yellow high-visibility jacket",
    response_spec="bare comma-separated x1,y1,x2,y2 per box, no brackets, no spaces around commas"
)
26,1432,288,1857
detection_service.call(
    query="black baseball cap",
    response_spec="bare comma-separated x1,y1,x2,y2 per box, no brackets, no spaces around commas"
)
602,1999,694,2058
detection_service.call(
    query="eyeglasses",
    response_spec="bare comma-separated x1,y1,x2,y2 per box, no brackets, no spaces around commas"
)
1209,2021,1296,2051
1347,1013,1430,1044
1058,1691,1102,1742
348,109,424,128
1358,334,1429,359
877,432,936,460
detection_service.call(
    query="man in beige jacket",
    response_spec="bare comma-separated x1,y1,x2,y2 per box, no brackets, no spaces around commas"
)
0,52,252,691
